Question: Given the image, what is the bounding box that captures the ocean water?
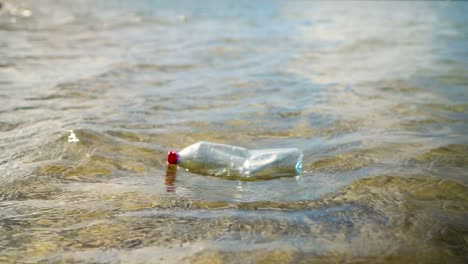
[0,0,467,263]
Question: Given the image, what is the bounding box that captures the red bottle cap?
[167,151,179,164]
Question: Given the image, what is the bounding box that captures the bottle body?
[175,141,303,179]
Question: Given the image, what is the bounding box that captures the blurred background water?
[0,0,467,263]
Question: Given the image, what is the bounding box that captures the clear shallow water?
[0,0,467,263]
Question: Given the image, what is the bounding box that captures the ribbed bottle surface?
[175,141,303,178]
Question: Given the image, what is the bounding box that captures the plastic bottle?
[167,141,303,178]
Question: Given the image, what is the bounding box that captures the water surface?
[1,0,467,263]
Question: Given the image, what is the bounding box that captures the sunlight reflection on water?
[0,0,467,263]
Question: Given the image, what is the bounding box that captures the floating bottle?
[167,141,303,179]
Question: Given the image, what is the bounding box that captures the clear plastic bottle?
[167,141,303,178]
